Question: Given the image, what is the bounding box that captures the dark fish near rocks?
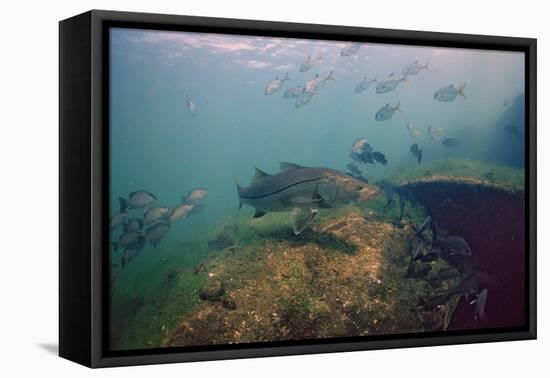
[371,151,388,165]
[411,215,431,241]
[112,230,142,252]
[398,194,406,221]
[438,235,472,256]
[110,211,127,230]
[471,288,488,320]
[119,190,157,212]
[121,236,146,267]
[236,162,379,235]
[415,294,449,312]
[124,217,143,232]
[448,274,479,299]
[410,236,424,260]
[350,138,375,165]
[376,179,396,206]
[432,267,460,281]
[346,163,369,184]
[421,248,441,262]
[145,222,170,247]
[346,162,362,176]
[410,143,422,164]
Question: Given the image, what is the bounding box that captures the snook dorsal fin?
[279,162,306,172]
[252,167,271,182]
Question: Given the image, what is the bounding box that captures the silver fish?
[236,162,379,235]
[119,190,157,212]
[265,72,290,95]
[167,203,194,223]
[434,83,466,102]
[294,91,317,108]
[375,102,401,121]
[376,73,408,94]
[299,54,322,73]
[283,86,305,99]
[186,95,197,115]
[304,70,335,92]
[340,42,362,56]
[184,188,208,204]
[355,76,377,93]
[110,211,127,230]
[143,206,170,225]
[401,60,428,75]
[406,122,420,138]
[427,125,444,140]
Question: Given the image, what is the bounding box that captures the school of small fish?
[110,188,208,268]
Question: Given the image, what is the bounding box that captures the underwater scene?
[108,27,526,351]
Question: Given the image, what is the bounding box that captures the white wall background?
[0,0,546,376]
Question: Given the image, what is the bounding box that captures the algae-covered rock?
[163,209,458,347]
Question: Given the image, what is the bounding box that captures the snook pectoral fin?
[253,209,266,218]
[292,208,319,235]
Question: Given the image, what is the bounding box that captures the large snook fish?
[236,162,379,235]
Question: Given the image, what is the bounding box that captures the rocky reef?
[111,159,526,350]
[162,207,460,347]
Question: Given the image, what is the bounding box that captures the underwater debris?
[483,172,496,181]
[194,263,207,275]
[208,231,235,250]
[160,209,460,348]
[199,281,226,301]
[222,298,237,310]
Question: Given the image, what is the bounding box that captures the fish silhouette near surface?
[375,102,401,121]
[434,83,466,102]
[265,72,290,95]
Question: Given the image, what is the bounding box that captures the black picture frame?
[59,9,537,368]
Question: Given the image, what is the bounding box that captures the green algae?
[386,159,525,191]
